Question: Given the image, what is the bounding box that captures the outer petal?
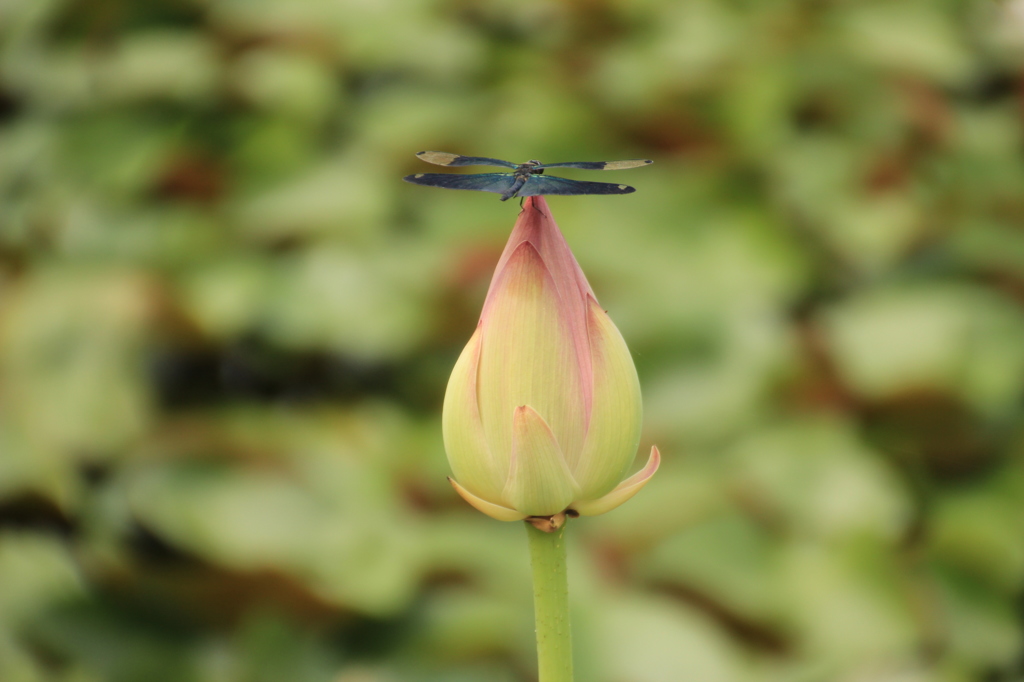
[488,198,595,310]
[486,197,597,419]
[442,325,505,502]
[503,405,578,517]
[572,446,660,517]
[449,478,526,522]
[477,242,586,475]
[571,296,643,498]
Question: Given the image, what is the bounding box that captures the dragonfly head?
[516,160,544,177]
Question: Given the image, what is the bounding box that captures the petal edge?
[571,295,643,496]
[449,477,527,521]
[572,446,660,516]
[442,325,503,501]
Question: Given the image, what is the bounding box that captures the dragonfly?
[403,151,653,201]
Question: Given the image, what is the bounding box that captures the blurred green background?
[3,0,1024,680]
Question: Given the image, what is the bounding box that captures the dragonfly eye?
[528,160,542,166]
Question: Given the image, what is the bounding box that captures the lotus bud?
[442,196,659,529]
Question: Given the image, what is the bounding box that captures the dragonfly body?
[404,151,652,201]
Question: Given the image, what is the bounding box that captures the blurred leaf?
[838,4,971,82]
[727,419,912,542]
[98,32,222,104]
[932,565,1023,671]
[262,246,439,359]
[822,285,1024,413]
[0,532,83,627]
[231,49,338,124]
[593,593,747,682]
[780,541,919,664]
[0,269,154,462]
[127,409,424,616]
[929,469,1024,592]
[639,510,783,624]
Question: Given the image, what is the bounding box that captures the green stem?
[526,521,573,682]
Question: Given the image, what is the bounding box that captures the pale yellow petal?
[572,446,660,517]
[572,296,643,498]
[476,242,586,475]
[442,326,504,502]
[449,478,526,522]
[502,405,578,517]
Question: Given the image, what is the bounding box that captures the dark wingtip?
[415,151,426,156]
[643,159,653,164]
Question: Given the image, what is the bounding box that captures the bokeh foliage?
[3,0,1024,680]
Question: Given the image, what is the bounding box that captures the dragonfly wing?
[416,151,517,168]
[534,159,652,170]
[518,175,636,196]
[404,172,518,194]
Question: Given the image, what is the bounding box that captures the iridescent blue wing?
[518,175,636,196]
[415,151,517,168]
[403,172,518,194]
[533,159,652,170]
